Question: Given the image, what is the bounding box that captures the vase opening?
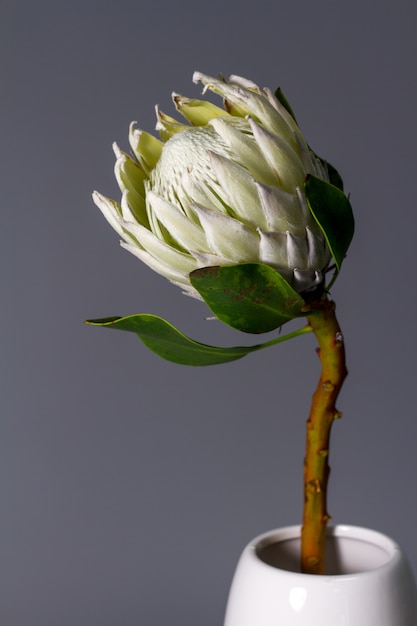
[256,526,395,575]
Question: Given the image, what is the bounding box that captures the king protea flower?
[93,71,333,298]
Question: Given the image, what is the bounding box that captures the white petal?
[192,204,260,260]
[263,87,300,134]
[208,151,267,228]
[92,191,131,242]
[295,187,320,230]
[292,137,329,183]
[113,144,147,197]
[293,269,321,292]
[172,92,229,125]
[286,232,308,268]
[310,153,329,181]
[128,123,163,173]
[120,190,137,223]
[121,189,149,227]
[147,191,207,252]
[209,118,277,186]
[255,182,302,233]
[180,167,229,215]
[306,226,331,268]
[120,241,192,287]
[249,118,305,192]
[295,187,313,221]
[191,251,237,266]
[193,71,297,148]
[120,218,198,275]
[293,135,318,176]
[155,105,189,141]
[228,74,261,92]
[258,229,290,269]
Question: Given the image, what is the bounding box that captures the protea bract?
[93,72,343,300]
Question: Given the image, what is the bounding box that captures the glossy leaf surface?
[85,314,312,366]
[86,314,253,365]
[190,263,306,334]
[305,175,354,271]
[325,161,344,191]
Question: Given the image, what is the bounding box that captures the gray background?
[2,0,416,624]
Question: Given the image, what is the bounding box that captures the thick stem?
[301,297,347,574]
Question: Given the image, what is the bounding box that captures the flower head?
[93,72,334,298]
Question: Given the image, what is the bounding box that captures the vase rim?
[250,524,404,579]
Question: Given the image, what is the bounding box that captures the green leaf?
[325,161,344,191]
[190,263,306,334]
[86,314,252,365]
[305,175,354,272]
[85,314,312,366]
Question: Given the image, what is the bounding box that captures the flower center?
[149,125,233,207]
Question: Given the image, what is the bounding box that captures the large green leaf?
[85,314,312,366]
[190,263,306,334]
[305,175,354,272]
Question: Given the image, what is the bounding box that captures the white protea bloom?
[93,71,333,298]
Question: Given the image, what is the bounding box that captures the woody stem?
[301,297,347,574]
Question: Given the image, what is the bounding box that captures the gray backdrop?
[2,1,416,624]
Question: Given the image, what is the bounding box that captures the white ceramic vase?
[224,524,417,626]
